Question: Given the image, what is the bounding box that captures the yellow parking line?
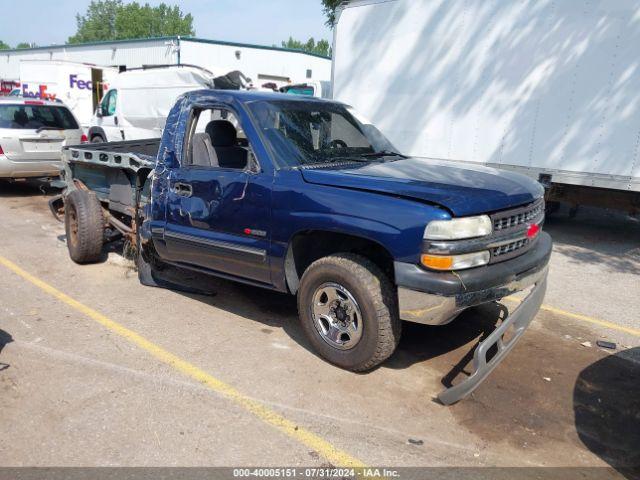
[504,296,640,337]
[0,255,366,468]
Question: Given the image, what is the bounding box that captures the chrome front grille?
[488,198,544,263]
[422,197,545,267]
[492,238,530,257]
[493,199,544,232]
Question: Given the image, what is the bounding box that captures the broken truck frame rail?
[49,139,159,243]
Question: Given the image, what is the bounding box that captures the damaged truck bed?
[50,138,158,245]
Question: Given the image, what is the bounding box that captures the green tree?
[114,3,194,39]
[68,0,194,44]
[68,0,121,43]
[16,42,34,49]
[321,0,347,27]
[281,37,331,57]
[0,41,10,50]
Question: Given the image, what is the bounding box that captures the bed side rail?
[62,145,156,173]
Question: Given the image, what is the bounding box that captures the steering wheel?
[329,139,348,149]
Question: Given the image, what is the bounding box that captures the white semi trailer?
[333,0,640,214]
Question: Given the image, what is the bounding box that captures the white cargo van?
[18,60,116,127]
[333,0,640,214]
[88,65,215,142]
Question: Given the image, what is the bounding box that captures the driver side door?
[162,106,273,285]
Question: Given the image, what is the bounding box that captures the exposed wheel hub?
[335,305,347,322]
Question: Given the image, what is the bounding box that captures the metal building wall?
[0,37,331,85]
[179,39,331,85]
[0,38,177,80]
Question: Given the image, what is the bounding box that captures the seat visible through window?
[192,131,218,167]
[207,120,247,169]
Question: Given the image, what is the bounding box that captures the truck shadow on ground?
[384,303,503,377]
[167,263,505,381]
[0,329,14,372]
[573,347,640,479]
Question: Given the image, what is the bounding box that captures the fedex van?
[18,60,116,127]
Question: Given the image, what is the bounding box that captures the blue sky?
[0,0,333,48]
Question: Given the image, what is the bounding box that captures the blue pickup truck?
[52,90,551,404]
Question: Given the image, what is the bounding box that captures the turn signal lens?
[421,251,490,271]
[421,255,454,270]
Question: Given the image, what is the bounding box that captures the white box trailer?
[18,60,116,127]
[333,0,640,213]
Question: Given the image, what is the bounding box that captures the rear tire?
[297,253,401,372]
[91,135,105,143]
[64,189,104,264]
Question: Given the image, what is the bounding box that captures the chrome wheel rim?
[311,282,363,350]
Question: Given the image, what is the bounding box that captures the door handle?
[172,182,193,197]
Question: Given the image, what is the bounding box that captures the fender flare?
[283,224,399,294]
[87,126,107,142]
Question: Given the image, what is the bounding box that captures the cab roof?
[185,89,337,105]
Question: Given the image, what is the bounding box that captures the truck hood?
[300,157,544,217]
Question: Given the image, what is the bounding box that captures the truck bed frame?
[49,139,159,242]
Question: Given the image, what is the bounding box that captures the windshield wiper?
[36,126,64,133]
[359,150,407,158]
[297,156,370,168]
[328,156,370,163]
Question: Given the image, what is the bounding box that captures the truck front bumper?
[394,232,552,404]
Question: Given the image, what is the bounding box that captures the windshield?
[247,100,399,167]
[0,104,79,130]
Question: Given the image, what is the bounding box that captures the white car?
[0,98,86,179]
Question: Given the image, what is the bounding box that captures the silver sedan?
[0,98,85,179]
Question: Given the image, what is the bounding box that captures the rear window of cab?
[0,104,79,130]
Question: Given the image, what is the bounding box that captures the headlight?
[424,215,492,240]
[421,251,490,270]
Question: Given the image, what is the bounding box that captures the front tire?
[297,253,401,372]
[64,189,104,264]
